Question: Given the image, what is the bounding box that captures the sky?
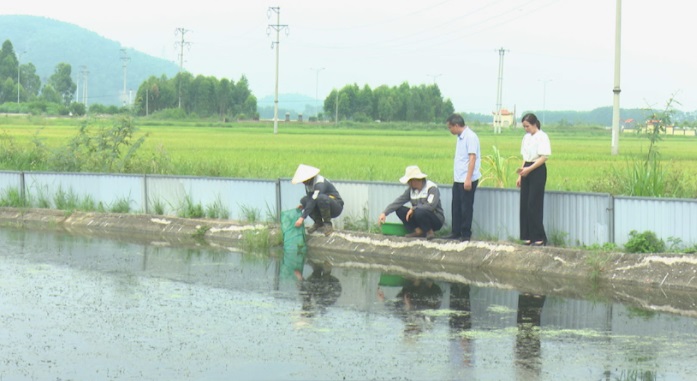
[3,0,697,115]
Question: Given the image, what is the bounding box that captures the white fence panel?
[146,176,277,221]
[24,172,144,211]
[0,171,23,195]
[473,187,519,241]
[614,196,697,247]
[546,191,612,246]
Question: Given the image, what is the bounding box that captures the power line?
[267,7,289,134]
[174,28,192,108]
[494,47,509,134]
[81,65,89,107]
[310,67,325,117]
[427,73,442,84]
[120,49,130,106]
[174,28,191,71]
[539,79,553,126]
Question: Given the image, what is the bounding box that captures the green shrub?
[205,197,230,219]
[0,187,27,207]
[239,204,260,223]
[481,145,517,188]
[547,230,569,247]
[109,197,131,213]
[178,195,204,218]
[624,230,665,253]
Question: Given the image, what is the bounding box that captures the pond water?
[2,227,697,381]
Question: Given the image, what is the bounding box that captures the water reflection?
[296,261,342,318]
[449,283,474,367]
[3,226,697,380]
[515,293,546,380]
[378,276,443,336]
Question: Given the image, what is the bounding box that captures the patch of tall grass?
[178,195,205,218]
[206,196,230,219]
[239,204,261,223]
[0,187,27,207]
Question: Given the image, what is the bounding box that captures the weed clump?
[624,230,665,253]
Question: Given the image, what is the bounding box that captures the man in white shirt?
[446,113,481,241]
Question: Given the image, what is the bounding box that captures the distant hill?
[0,15,180,106]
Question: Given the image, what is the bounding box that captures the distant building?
[492,108,515,128]
[642,119,695,136]
[623,118,637,129]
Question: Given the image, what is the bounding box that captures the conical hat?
[291,164,320,184]
[399,165,427,184]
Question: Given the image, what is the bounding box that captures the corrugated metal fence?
[0,171,695,248]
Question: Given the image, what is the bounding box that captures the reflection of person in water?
[378,277,443,336]
[449,283,474,368]
[295,261,342,318]
[515,293,546,379]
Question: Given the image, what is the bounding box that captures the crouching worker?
[292,164,344,236]
[378,165,444,240]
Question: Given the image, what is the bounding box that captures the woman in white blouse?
[516,113,551,246]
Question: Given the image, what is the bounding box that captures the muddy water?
[2,227,697,380]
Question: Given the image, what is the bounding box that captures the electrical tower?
[310,67,325,117]
[494,47,508,134]
[120,49,130,107]
[268,7,289,134]
[174,28,191,109]
[427,73,442,84]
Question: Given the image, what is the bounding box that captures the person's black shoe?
[307,223,324,234]
[460,236,471,242]
[443,233,461,240]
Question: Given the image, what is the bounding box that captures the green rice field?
[1,116,696,196]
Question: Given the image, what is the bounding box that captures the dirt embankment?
[3,207,697,316]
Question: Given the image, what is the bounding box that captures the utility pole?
[335,90,339,126]
[539,79,552,126]
[268,7,288,134]
[81,65,89,106]
[494,47,508,134]
[611,0,622,155]
[17,50,26,104]
[310,67,325,118]
[174,28,191,109]
[120,49,130,107]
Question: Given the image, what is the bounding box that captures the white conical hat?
[399,165,427,184]
[291,164,320,184]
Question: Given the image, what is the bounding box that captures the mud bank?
[2,208,697,316]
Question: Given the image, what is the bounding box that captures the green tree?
[442,99,455,119]
[217,78,231,119]
[40,84,62,104]
[242,94,257,119]
[19,63,41,101]
[69,102,86,116]
[190,75,216,117]
[174,72,193,111]
[373,85,396,122]
[47,62,76,105]
[0,77,15,103]
[0,40,18,83]
[232,75,253,116]
[355,84,374,120]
